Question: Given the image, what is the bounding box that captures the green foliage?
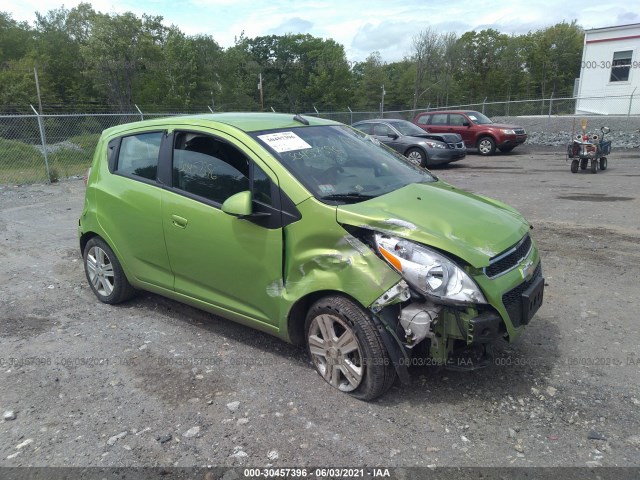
[0,137,43,168]
[0,5,584,113]
[67,133,100,150]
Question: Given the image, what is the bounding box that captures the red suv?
[413,110,527,156]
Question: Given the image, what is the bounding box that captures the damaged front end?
[362,228,544,380]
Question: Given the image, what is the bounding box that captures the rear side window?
[354,123,373,134]
[416,115,429,125]
[430,114,448,125]
[116,132,163,180]
[172,133,250,204]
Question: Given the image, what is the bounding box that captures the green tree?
[81,11,167,110]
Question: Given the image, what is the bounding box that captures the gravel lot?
[1,145,639,472]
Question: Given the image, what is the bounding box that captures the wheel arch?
[476,133,497,147]
[286,289,367,345]
[405,145,428,157]
[80,231,99,254]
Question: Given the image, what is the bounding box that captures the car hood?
[336,181,529,268]
[404,135,446,146]
[487,123,525,131]
[415,133,462,143]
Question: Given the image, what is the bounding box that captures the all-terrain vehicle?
[567,126,611,174]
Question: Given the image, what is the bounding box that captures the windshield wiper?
[321,192,377,201]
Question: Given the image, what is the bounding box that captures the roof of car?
[101,112,339,136]
[417,110,480,115]
[353,118,410,124]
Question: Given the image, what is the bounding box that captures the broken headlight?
[375,234,487,305]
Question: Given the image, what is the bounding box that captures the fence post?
[348,107,353,125]
[313,106,320,117]
[482,97,488,114]
[30,104,51,183]
[629,87,637,117]
[506,95,510,116]
[134,104,144,121]
[547,92,554,131]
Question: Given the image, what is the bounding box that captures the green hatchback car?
[79,113,544,400]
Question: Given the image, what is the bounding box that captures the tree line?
[0,4,584,114]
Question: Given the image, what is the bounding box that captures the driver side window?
[373,123,393,136]
[449,114,466,126]
[172,132,249,205]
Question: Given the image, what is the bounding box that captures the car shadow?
[124,290,559,406]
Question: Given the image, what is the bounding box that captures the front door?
[447,113,474,145]
[161,130,283,326]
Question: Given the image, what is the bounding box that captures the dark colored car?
[413,110,527,156]
[352,119,466,167]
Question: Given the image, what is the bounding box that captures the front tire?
[477,136,496,156]
[83,237,135,304]
[405,148,427,167]
[591,159,598,174]
[305,296,396,400]
[571,159,579,173]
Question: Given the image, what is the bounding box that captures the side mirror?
[601,126,610,134]
[462,121,471,127]
[222,191,252,217]
[387,133,399,139]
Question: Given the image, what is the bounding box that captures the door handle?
[171,215,188,229]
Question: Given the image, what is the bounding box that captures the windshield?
[252,125,436,204]
[465,111,493,125]
[387,120,428,136]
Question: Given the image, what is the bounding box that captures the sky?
[4,0,640,62]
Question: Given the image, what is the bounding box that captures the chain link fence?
[307,92,640,123]
[0,109,189,185]
[2,94,639,185]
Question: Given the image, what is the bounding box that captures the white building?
[575,23,640,115]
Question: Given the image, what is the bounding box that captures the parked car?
[413,110,527,155]
[352,119,466,167]
[79,113,543,400]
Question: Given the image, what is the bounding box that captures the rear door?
[424,113,449,135]
[96,129,174,290]
[160,129,284,326]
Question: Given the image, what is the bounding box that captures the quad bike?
[567,126,611,174]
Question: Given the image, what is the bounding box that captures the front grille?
[485,234,532,278]
[514,128,526,135]
[447,142,465,149]
[502,263,542,328]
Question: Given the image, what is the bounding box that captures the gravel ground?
[0,145,639,472]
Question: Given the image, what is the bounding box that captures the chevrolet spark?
[79,113,544,400]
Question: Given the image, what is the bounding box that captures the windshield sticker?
[318,184,336,195]
[468,115,478,121]
[258,132,312,153]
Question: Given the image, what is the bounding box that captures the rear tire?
[305,296,396,400]
[83,237,135,304]
[600,157,607,170]
[580,159,588,170]
[591,159,598,174]
[477,136,496,156]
